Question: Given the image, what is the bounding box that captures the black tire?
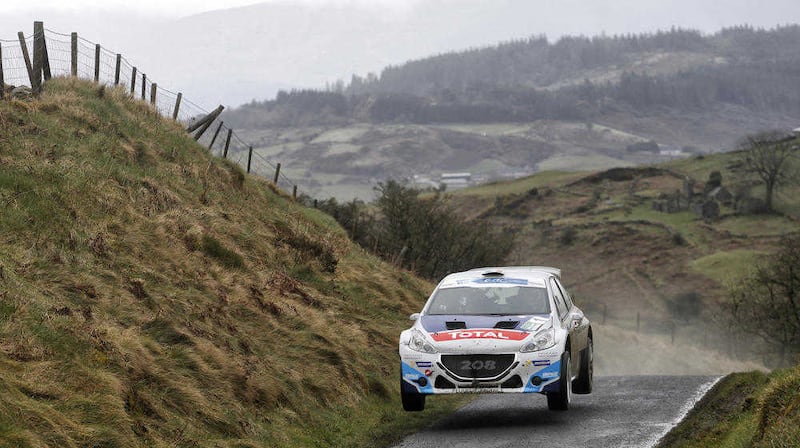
[547,350,571,411]
[573,338,593,395]
[401,379,426,412]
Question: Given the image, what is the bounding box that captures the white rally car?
[399,266,593,411]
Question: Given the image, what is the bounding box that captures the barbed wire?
[0,25,302,200]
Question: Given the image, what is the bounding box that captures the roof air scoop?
[482,271,505,277]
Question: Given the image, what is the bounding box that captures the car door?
[549,277,577,371]
[553,278,589,359]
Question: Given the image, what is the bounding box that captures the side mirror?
[409,313,420,321]
[570,312,583,329]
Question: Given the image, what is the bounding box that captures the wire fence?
[0,22,300,198]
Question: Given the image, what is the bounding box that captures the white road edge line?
[646,376,723,448]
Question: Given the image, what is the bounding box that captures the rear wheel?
[400,379,426,412]
[547,350,571,411]
[573,338,593,394]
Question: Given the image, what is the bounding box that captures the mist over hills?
[4,0,800,107]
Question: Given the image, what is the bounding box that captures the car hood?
[419,314,550,333]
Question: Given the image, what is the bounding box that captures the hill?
[445,148,799,368]
[0,79,467,447]
[223,26,800,200]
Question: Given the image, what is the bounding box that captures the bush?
[559,227,578,246]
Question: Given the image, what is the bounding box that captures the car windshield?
[426,286,550,315]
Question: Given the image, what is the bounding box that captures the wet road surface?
[392,376,718,448]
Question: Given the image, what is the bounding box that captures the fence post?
[70,32,77,77]
[172,92,182,120]
[0,44,4,99]
[247,146,253,173]
[130,67,136,95]
[150,83,157,105]
[31,24,44,95]
[313,199,318,208]
[36,22,51,81]
[293,185,298,200]
[208,121,224,150]
[670,322,676,345]
[273,163,281,184]
[223,129,232,159]
[186,105,224,135]
[141,73,146,100]
[114,54,121,85]
[94,44,100,82]
[18,32,34,87]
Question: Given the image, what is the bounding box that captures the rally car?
[399,266,593,411]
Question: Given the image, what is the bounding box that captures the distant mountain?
[226,25,800,127]
[5,0,800,107]
[220,25,800,201]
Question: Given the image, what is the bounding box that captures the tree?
[736,131,798,213]
[728,234,800,364]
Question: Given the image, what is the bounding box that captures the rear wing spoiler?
[469,266,561,280]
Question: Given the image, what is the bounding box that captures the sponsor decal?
[541,371,558,379]
[533,360,551,366]
[472,277,528,285]
[403,373,418,380]
[424,369,432,376]
[430,328,528,342]
[416,361,432,368]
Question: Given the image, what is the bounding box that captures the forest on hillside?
[225,25,800,128]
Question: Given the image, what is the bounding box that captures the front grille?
[440,354,515,380]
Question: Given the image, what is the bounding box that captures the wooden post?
[31,23,44,94]
[70,32,77,77]
[172,92,182,120]
[246,146,253,173]
[273,163,281,184]
[130,67,136,94]
[114,54,121,85]
[94,44,100,82]
[636,312,640,333]
[36,22,51,81]
[31,22,44,95]
[0,44,4,99]
[351,201,358,237]
[150,83,157,105]
[223,129,232,159]
[18,32,34,87]
[186,105,224,134]
[208,121,224,150]
[313,199,318,209]
[293,185,298,200]
[140,73,146,100]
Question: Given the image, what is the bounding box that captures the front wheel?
[547,350,571,411]
[401,379,426,412]
[573,338,593,394]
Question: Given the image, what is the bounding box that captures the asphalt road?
[391,376,719,448]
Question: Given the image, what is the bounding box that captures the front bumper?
[400,347,562,395]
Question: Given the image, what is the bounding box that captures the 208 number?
[460,360,496,371]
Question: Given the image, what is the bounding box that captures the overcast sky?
[4,0,800,107]
[4,0,415,16]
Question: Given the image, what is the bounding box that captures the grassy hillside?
[448,151,799,370]
[657,366,800,447]
[0,79,466,447]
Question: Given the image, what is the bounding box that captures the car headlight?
[408,329,438,354]
[520,327,556,352]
